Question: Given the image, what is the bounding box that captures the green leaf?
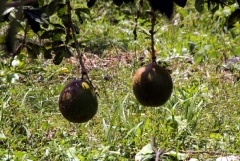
[75,8,91,15]
[0,36,6,44]
[233,46,240,56]
[211,4,219,14]
[57,4,67,17]
[204,45,211,51]
[5,22,17,53]
[54,46,72,58]
[0,131,7,140]
[46,0,61,16]
[227,9,240,29]
[43,49,52,59]
[135,143,155,161]
[72,23,80,34]
[194,49,205,64]
[188,41,196,53]
[41,29,65,39]
[53,50,64,65]
[0,0,7,18]
[26,42,40,59]
[1,7,14,22]
[59,14,68,27]
[23,8,45,24]
[164,151,188,160]
[195,0,204,13]
[209,50,222,59]
[23,8,49,33]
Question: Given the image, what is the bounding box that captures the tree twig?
[133,0,143,40]
[66,0,87,76]
[151,137,165,161]
[150,10,156,63]
[66,0,99,97]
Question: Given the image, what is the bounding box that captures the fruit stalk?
[66,0,87,76]
[133,0,143,40]
[151,9,156,63]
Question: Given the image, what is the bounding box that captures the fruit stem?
[151,10,156,63]
[66,0,87,76]
[133,0,143,40]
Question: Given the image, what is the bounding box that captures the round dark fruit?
[59,79,98,123]
[132,63,173,107]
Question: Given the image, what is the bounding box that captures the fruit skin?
[132,63,173,107]
[59,79,98,123]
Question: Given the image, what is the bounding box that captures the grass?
[0,0,240,160]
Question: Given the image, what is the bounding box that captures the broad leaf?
[53,46,73,58]
[75,8,91,15]
[1,7,15,22]
[233,46,240,56]
[0,0,7,19]
[26,42,40,59]
[23,8,48,24]
[194,49,205,64]
[135,143,155,161]
[46,0,61,16]
[188,42,196,53]
[237,0,240,6]
[43,49,52,59]
[53,51,64,65]
[59,14,68,27]
[72,24,80,34]
[57,4,67,17]
[75,8,91,24]
[227,9,240,29]
[41,29,65,39]
[195,0,204,13]
[24,8,48,33]
[5,22,17,53]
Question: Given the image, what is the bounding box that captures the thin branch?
[133,0,143,40]
[150,10,156,63]
[66,0,87,76]
[151,137,165,161]
[5,0,37,8]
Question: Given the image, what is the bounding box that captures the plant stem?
[151,137,164,161]
[151,10,156,63]
[133,0,143,40]
[66,0,87,77]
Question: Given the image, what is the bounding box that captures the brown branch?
[151,137,165,161]
[66,0,87,76]
[5,0,37,8]
[65,1,71,45]
[150,10,156,63]
[133,0,143,40]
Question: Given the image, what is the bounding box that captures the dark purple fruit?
[132,63,173,107]
[59,79,98,123]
